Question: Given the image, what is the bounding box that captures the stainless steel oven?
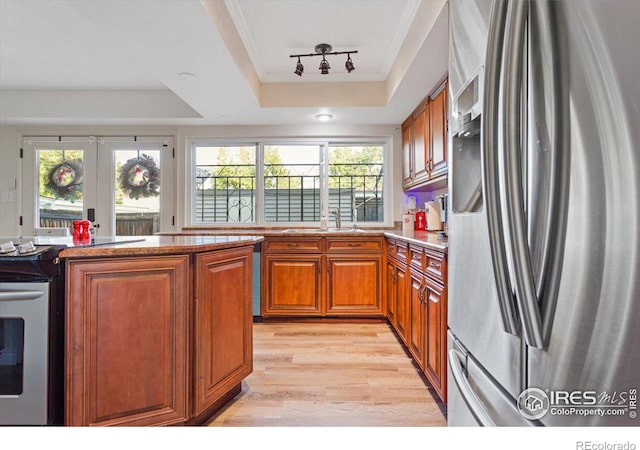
[0,282,50,424]
[0,240,65,425]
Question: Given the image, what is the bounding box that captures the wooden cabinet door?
[394,261,410,345]
[386,260,397,325]
[430,83,448,178]
[425,278,447,403]
[412,102,430,184]
[194,247,253,417]
[66,256,190,426]
[326,254,383,316]
[402,118,413,187]
[408,270,426,370]
[263,254,322,316]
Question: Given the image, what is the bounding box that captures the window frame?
[187,137,392,228]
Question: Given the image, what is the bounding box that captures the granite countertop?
[170,227,448,253]
[58,235,264,258]
[383,230,448,253]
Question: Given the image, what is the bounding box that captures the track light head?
[345,54,355,73]
[319,56,330,75]
[294,57,304,76]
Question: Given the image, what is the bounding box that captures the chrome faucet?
[329,209,341,229]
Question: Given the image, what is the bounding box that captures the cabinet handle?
[347,243,361,247]
[429,261,441,269]
[420,285,429,304]
[287,243,300,247]
[418,284,424,302]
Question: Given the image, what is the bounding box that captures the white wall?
[0,123,407,236]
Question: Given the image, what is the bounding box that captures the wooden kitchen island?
[60,235,263,426]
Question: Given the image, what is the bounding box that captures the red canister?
[414,210,426,231]
[81,220,91,243]
[72,220,83,237]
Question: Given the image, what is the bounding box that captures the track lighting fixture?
[290,43,357,76]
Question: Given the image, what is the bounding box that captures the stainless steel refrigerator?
[447,0,640,426]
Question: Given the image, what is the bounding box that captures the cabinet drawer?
[408,245,425,271]
[425,250,446,282]
[264,238,322,253]
[394,240,408,263]
[326,237,382,253]
[386,238,397,257]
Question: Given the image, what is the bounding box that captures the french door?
[21,136,174,237]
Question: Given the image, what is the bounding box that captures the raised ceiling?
[227,0,421,83]
[0,0,449,126]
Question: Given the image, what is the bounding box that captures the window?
[194,145,257,223]
[36,148,85,228]
[190,140,388,226]
[264,145,321,223]
[328,144,384,223]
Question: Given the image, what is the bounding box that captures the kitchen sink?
[281,228,365,233]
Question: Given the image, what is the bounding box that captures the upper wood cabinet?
[412,101,430,184]
[430,83,448,179]
[194,247,253,417]
[402,78,448,190]
[402,119,413,186]
[66,256,190,427]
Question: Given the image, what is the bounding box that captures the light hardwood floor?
[207,322,447,426]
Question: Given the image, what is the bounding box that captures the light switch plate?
[1,191,15,203]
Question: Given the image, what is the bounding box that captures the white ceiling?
[0,0,449,126]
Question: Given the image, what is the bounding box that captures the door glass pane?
[38,149,84,231]
[264,145,321,223]
[328,145,384,223]
[194,146,256,223]
[115,150,161,235]
[0,318,25,395]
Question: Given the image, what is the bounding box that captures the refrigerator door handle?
[482,0,520,336]
[528,0,571,348]
[501,0,547,348]
[448,348,497,427]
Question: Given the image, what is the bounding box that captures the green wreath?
[45,159,83,203]
[118,154,160,199]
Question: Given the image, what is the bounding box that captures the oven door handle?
[0,290,44,301]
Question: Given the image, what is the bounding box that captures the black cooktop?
[0,237,146,281]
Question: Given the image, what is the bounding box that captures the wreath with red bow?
[45,159,83,203]
[118,154,160,199]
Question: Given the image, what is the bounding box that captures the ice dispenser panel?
[451,69,483,214]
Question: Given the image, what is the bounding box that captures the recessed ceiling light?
[315,113,333,122]
[178,72,196,79]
